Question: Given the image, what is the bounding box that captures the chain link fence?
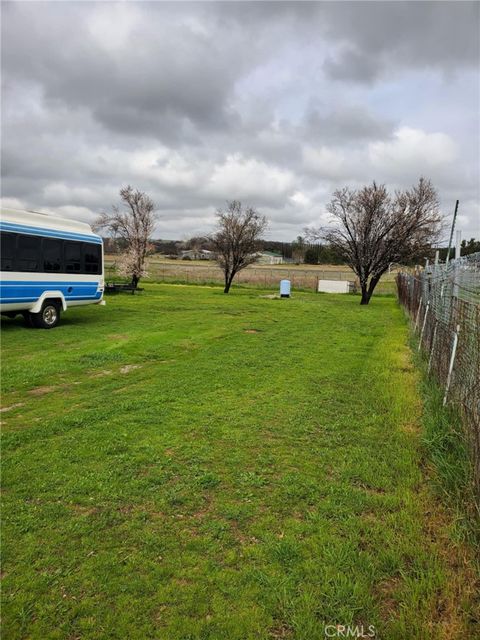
[396,253,480,498]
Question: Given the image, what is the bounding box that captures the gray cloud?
[1,1,479,240]
[303,106,395,145]
[321,1,480,83]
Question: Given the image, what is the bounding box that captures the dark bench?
[105,282,144,295]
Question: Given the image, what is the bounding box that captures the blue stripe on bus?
[0,222,102,244]
[1,288,99,296]
[1,295,102,303]
[1,281,99,286]
[1,282,101,301]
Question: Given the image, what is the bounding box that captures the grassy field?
[1,285,478,639]
[104,256,399,294]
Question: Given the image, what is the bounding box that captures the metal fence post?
[443,324,460,406]
[418,301,430,351]
[414,297,423,330]
[428,322,438,374]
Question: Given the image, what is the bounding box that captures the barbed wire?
[397,252,480,500]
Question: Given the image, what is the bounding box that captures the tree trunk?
[360,275,380,305]
[224,271,235,294]
[360,285,370,305]
[224,271,231,293]
[360,279,369,305]
[131,274,139,294]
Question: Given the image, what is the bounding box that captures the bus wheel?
[31,302,61,329]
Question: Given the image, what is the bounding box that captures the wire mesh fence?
[396,253,480,498]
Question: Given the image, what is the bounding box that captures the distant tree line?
[102,235,480,263]
[104,234,345,264]
[437,238,480,261]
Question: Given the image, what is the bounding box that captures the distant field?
[104,256,399,293]
[1,284,477,639]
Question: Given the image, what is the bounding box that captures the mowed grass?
[1,285,478,639]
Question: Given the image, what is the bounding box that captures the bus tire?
[31,301,61,329]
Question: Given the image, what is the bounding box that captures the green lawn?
[1,285,477,639]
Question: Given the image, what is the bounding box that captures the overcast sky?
[2,1,479,241]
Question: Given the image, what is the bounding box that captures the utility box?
[280,280,291,297]
[317,279,355,294]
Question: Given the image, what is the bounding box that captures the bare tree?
[291,235,306,264]
[305,178,443,304]
[95,186,156,288]
[211,200,268,293]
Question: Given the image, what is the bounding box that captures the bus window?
[83,243,101,274]
[1,232,16,271]
[43,238,62,272]
[18,234,40,272]
[65,241,81,272]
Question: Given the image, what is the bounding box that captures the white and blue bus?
[0,208,105,328]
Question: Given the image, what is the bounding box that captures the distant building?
[180,249,215,260]
[254,251,283,265]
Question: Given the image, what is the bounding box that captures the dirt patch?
[27,386,57,396]
[120,364,142,374]
[108,334,129,340]
[244,328,262,334]
[118,505,134,515]
[352,480,386,494]
[174,577,192,587]
[236,533,260,546]
[69,504,100,516]
[268,622,294,638]
[0,403,24,413]
[376,577,401,618]
[360,510,379,524]
[92,370,113,378]
[191,508,211,521]
[27,382,81,395]
[112,386,132,394]
[401,420,419,435]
